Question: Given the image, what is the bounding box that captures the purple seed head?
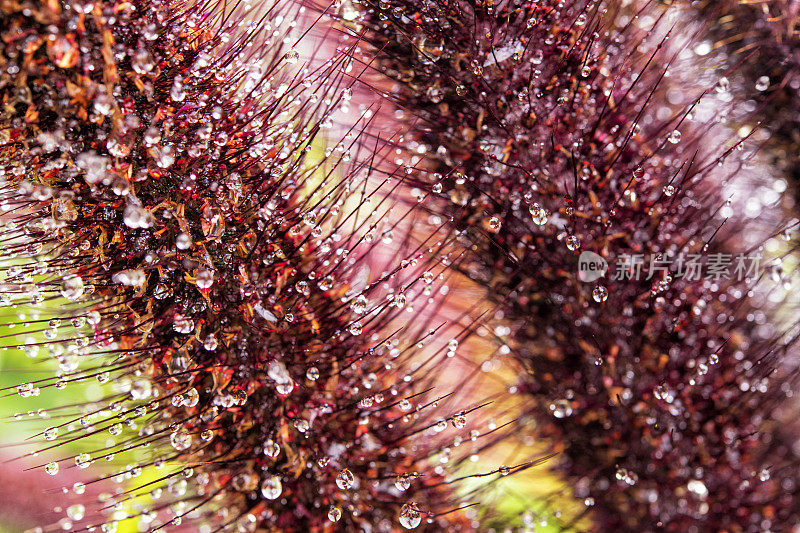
[0,1,525,531]
[350,0,800,529]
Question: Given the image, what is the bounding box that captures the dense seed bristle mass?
[345,0,800,529]
[0,0,525,531]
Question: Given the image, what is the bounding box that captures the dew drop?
[350,295,367,314]
[170,429,192,451]
[60,275,84,301]
[399,502,422,529]
[395,473,412,491]
[285,50,300,64]
[549,399,573,418]
[592,285,608,303]
[203,334,218,351]
[529,203,549,225]
[132,48,155,73]
[176,233,192,250]
[173,314,194,334]
[75,453,93,469]
[130,379,152,400]
[565,235,581,251]
[196,269,214,289]
[328,506,342,522]
[336,468,355,490]
[260,475,282,500]
[263,439,280,458]
[66,504,85,521]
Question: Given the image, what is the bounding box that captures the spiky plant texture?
[343,0,800,529]
[0,0,535,531]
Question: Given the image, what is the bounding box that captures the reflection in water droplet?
[399,501,422,529]
[260,475,282,500]
[336,468,355,490]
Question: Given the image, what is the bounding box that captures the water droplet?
[67,504,85,521]
[336,468,355,490]
[173,314,194,334]
[123,204,154,228]
[132,48,155,73]
[668,130,682,144]
[399,502,422,529]
[130,379,152,400]
[549,399,573,418]
[529,203,549,225]
[565,235,581,251]
[395,473,413,491]
[203,334,218,351]
[263,439,280,458]
[44,426,58,440]
[614,466,638,485]
[152,145,175,168]
[60,275,84,301]
[75,453,93,469]
[260,475,282,500]
[196,269,214,289]
[663,184,676,197]
[285,50,300,64]
[755,76,770,92]
[687,479,708,497]
[45,462,59,475]
[176,233,192,250]
[170,429,192,451]
[170,80,186,102]
[350,295,368,314]
[592,285,608,303]
[328,506,342,522]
